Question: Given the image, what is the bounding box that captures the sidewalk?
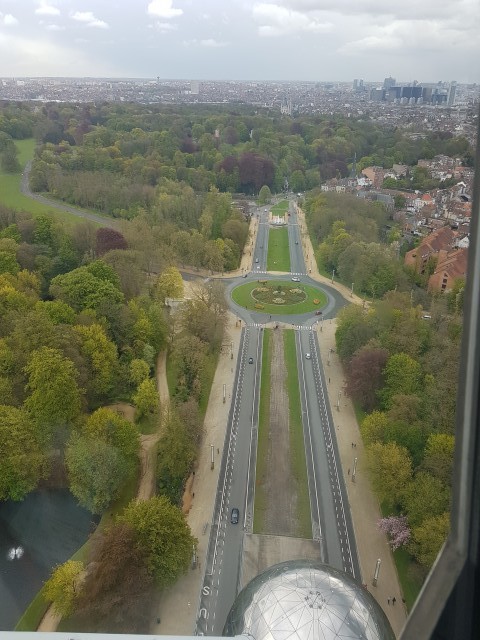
[151,311,243,635]
[316,319,407,636]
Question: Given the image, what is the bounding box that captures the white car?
[305,353,311,359]
[291,277,300,282]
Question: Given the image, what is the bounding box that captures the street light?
[372,558,381,587]
[352,456,358,482]
[331,268,335,284]
[351,282,354,297]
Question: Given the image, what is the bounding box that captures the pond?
[0,489,98,630]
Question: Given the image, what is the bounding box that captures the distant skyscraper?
[353,79,358,91]
[190,80,200,95]
[383,76,396,89]
[448,81,457,106]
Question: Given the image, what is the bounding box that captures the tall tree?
[366,441,413,509]
[76,523,153,632]
[118,496,196,586]
[74,324,119,402]
[44,560,85,617]
[153,266,184,303]
[66,435,129,514]
[345,345,388,411]
[24,346,82,444]
[0,405,46,500]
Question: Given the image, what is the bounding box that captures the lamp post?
[372,558,381,587]
[351,282,354,297]
[331,268,335,284]
[352,456,358,482]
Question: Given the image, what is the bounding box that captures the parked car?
[305,353,311,359]
[248,357,254,364]
[231,507,240,524]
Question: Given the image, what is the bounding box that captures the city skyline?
[0,0,478,83]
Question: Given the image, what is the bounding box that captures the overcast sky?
[0,0,478,83]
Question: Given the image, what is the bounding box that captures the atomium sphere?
[223,560,395,640]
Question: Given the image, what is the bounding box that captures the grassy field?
[270,200,289,218]
[253,329,271,533]
[0,139,106,226]
[231,279,327,315]
[283,330,312,538]
[267,227,291,271]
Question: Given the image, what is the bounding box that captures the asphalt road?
[196,196,359,635]
[196,325,263,635]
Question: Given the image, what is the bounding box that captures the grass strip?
[283,330,312,538]
[253,329,271,533]
[267,227,291,272]
[271,200,289,217]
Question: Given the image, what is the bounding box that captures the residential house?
[404,225,457,274]
[428,247,468,292]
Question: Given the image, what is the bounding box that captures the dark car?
[248,356,254,364]
[231,507,240,524]
[315,310,323,316]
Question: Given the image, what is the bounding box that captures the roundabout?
[231,279,328,315]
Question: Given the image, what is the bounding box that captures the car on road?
[248,357,254,364]
[305,353,311,359]
[295,240,298,244]
[315,310,322,316]
[231,507,239,524]
[255,258,259,263]
[243,273,248,278]
[291,276,300,282]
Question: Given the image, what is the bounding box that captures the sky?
[0,0,478,83]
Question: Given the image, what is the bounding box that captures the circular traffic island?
[231,279,327,315]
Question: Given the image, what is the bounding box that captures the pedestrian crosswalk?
[248,271,306,276]
[246,323,315,331]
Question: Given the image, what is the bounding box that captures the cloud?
[147,0,183,19]
[200,39,227,48]
[45,24,65,31]
[1,13,18,26]
[152,21,178,31]
[252,3,332,36]
[340,18,477,55]
[35,1,60,16]
[0,32,115,76]
[71,11,109,29]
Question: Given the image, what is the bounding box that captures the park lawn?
[0,139,105,226]
[283,330,312,538]
[231,279,327,315]
[393,547,423,612]
[270,200,289,218]
[253,329,271,533]
[267,227,291,271]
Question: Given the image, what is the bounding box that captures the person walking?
[392,597,396,606]
[387,598,390,605]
